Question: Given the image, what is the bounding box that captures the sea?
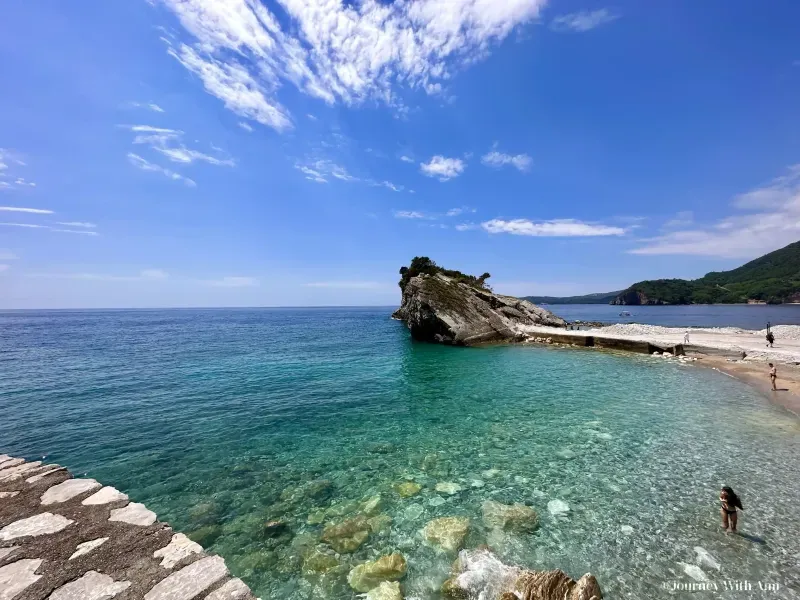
[1,307,799,599]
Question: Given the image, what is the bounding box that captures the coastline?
[691,354,800,418]
[517,323,800,418]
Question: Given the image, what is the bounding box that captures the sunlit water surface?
[1,308,798,599]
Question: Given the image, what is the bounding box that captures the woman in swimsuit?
[769,363,777,391]
[720,486,743,533]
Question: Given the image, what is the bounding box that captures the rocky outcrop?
[442,549,602,600]
[393,273,565,345]
[610,290,665,306]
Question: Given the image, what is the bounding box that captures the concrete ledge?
[0,455,256,600]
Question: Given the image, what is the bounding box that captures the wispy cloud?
[0,148,36,190]
[420,156,465,181]
[157,0,547,129]
[56,221,97,228]
[0,223,99,236]
[295,158,403,191]
[455,222,479,231]
[550,9,619,33]
[399,155,415,163]
[0,206,53,214]
[121,124,235,166]
[238,121,254,132]
[446,207,476,217]
[393,210,428,219]
[662,211,694,229]
[128,102,166,113]
[631,164,800,258]
[481,148,532,172]
[481,218,626,237]
[127,153,197,187]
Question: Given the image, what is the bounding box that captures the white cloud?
[56,221,96,228]
[295,159,355,183]
[446,207,476,217]
[420,156,465,181]
[0,149,35,190]
[0,206,53,214]
[238,121,254,132]
[550,9,619,33]
[156,0,547,129]
[481,150,532,172]
[122,124,235,166]
[127,153,197,187]
[399,155,414,163]
[455,222,479,231]
[209,276,258,287]
[662,211,694,229]
[168,42,293,131]
[0,223,99,236]
[29,270,168,282]
[393,210,428,219]
[374,180,403,192]
[631,164,800,258]
[129,102,166,113]
[482,218,626,237]
[307,114,318,121]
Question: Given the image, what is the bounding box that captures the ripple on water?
[0,308,798,599]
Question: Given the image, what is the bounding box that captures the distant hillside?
[523,291,622,305]
[612,241,800,305]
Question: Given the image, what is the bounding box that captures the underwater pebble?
[435,482,462,495]
[547,499,570,518]
[620,525,634,535]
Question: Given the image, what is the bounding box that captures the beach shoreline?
[517,322,800,418]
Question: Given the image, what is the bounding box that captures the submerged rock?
[281,479,333,504]
[367,514,393,534]
[693,546,721,571]
[393,259,565,346]
[446,549,602,600]
[301,548,340,574]
[264,520,289,537]
[361,495,383,516]
[547,499,570,518]
[423,517,470,552]
[321,516,371,553]
[393,482,422,498]
[348,553,408,592]
[366,581,403,600]
[481,500,539,533]
[435,482,462,495]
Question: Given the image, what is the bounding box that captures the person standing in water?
[720,486,743,533]
[769,363,777,391]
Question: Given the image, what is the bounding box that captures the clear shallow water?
[548,304,800,329]
[0,308,799,599]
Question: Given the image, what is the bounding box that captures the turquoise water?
[1,308,799,599]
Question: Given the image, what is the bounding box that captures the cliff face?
[393,273,565,345]
[610,290,666,305]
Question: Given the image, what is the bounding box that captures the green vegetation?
[399,257,491,291]
[613,241,800,305]
[523,291,622,305]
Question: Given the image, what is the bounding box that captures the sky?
[1,0,799,308]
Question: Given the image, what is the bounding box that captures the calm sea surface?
[1,308,798,599]
[547,304,800,329]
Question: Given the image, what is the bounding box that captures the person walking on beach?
[766,331,775,347]
[769,363,777,391]
[720,486,743,533]
[684,331,690,345]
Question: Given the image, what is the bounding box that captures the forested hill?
[522,291,621,305]
[611,241,800,305]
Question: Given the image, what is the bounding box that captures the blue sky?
[1,0,799,308]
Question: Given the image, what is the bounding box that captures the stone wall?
[0,454,256,600]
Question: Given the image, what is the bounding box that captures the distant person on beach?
[766,331,775,347]
[720,486,743,533]
[769,363,777,391]
[684,331,690,345]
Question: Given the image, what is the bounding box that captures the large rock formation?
[393,259,565,345]
[442,549,602,600]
